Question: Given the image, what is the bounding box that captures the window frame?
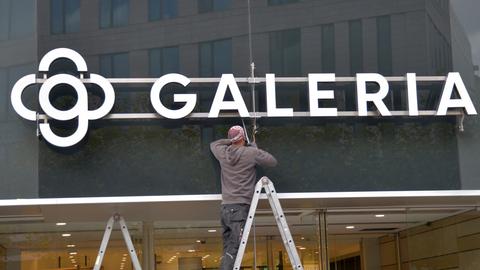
[198,0,232,14]
[99,0,129,29]
[148,46,180,77]
[148,0,178,21]
[50,0,80,35]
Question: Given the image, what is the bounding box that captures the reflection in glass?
[99,52,130,78]
[149,0,178,21]
[268,0,299,6]
[199,39,232,77]
[376,16,392,76]
[99,0,129,29]
[198,0,232,14]
[50,0,80,34]
[0,0,34,40]
[321,24,335,73]
[269,28,301,76]
[149,46,180,77]
[349,20,363,75]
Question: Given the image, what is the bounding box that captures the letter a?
[437,72,477,115]
[208,74,250,118]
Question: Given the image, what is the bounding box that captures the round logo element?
[10,48,115,147]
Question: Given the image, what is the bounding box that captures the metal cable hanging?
[247,0,258,269]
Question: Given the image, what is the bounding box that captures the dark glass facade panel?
[0,1,7,41]
[50,0,80,34]
[149,46,180,77]
[198,0,232,13]
[0,68,5,121]
[199,39,232,77]
[99,53,129,78]
[148,0,178,21]
[321,24,335,73]
[268,0,299,6]
[99,0,129,29]
[0,0,34,40]
[9,0,35,39]
[349,20,363,75]
[376,15,392,75]
[269,28,301,76]
[428,16,452,75]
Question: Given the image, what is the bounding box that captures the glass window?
[0,0,10,41]
[149,46,180,77]
[9,0,34,39]
[149,0,178,21]
[99,0,129,29]
[376,15,392,75]
[349,20,363,74]
[269,28,301,76]
[268,0,299,6]
[198,0,231,14]
[199,39,232,77]
[321,24,335,73]
[99,52,129,78]
[0,0,34,40]
[51,0,80,34]
[0,68,6,120]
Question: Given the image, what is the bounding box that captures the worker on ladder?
[210,125,277,270]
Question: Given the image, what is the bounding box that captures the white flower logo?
[11,48,115,147]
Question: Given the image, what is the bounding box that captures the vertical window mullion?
[281,33,286,75]
[159,0,163,20]
[376,15,392,75]
[110,0,114,28]
[62,0,66,33]
[8,0,12,38]
[159,48,164,75]
[210,43,214,76]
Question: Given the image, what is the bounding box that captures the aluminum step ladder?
[233,177,304,270]
[93,213,142,270]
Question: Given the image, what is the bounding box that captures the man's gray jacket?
[210,139,277,205]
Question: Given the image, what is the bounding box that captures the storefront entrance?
[1,193,480,270]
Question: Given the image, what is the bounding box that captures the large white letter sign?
[10,48,115,147]
[356,73,392,116]
[208,74,250,118]
[406,73,419,116]
[309,73,338,117]
[38,74,89,147]
[266,74,293,117]
[150,73,197,119]
[11,74,37,121]
[437,72,477,115]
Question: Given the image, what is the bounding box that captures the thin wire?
[247,2,257,266]
[247,0,253,65]
[247,0,257,142]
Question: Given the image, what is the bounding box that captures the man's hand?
[230,133,243,144]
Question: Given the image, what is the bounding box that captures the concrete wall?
[380,210,480,270]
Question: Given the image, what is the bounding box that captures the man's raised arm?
[255,148,277,167]
[210,139,231,159]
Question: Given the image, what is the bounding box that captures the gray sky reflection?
[452,0,480,69]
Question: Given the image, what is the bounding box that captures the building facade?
[1,0,480,269]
